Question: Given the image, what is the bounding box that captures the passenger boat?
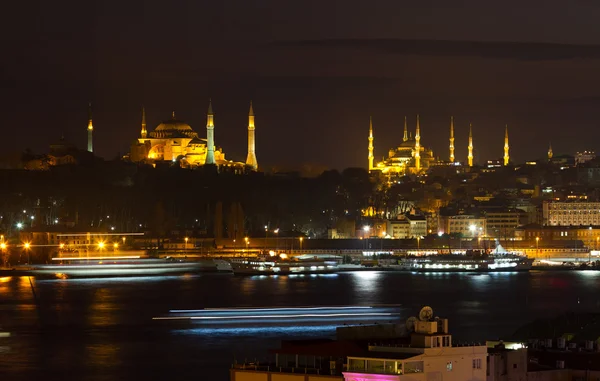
[18,256,230,279]
[230,255,339,275]
[399,240,533,272]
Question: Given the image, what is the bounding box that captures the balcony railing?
[232,363,339,376]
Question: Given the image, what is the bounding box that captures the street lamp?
[264,225,268,253]
[469,224,476,237]
[417,236,421,251]
[535,236,540,257]
[274,228,279,251]
[113,243,119,251]
[23,242,31,264]
[184,237,188,251]
[0,242,6,267]
[98,241,105,250]
[299,236,303,251]
[245,237,249,252]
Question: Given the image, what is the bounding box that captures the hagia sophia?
[128,100,258,171]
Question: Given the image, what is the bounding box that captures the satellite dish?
[406,316,418,332]
[419,306,434,321]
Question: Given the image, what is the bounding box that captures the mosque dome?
[155,118,193,132]
[150,112,198,138]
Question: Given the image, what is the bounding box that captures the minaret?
[414,114,421,172]
[87,103,93,153]
[141,107,147,139]
[503,125,510,166]
[548,142,553,160]
[403,116,408,142]
[368,116,374,171]
[449,116,455,162]
[245,101,258,171]
[205,99,216,165]
[468,123,473,167]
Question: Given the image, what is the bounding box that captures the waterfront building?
[386,219,409,239]
[482,209,526,239]
[542,200,600,227]
[575,150,595,165]
[385,214,426,239]
[369,115,435,176]
[129,100,253,171]
[438,214,486,238]
[515,223,600,250]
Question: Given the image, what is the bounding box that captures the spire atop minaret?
[171,111,176,119]
[414,114,421,172]
[449,116,455,162]
[403,116,408,142]
[368,116,374,171]
[87,102,93,153]
[205,99,216,165]
[141,106,147,139]
[245,101,258,171]
[503,124,510,166]
[468,123,473,167]
[548,142,553,160]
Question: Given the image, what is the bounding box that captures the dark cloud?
[272,39,600,61]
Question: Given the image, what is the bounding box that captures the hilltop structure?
[129,100,256,171]
[369,115,434,176]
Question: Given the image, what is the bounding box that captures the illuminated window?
[446,361,453,371]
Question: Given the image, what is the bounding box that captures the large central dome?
[149,112,199,139]
[155,119,193,132]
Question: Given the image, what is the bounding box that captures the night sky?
[3,1,600,170]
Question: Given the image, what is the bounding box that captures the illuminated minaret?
[141,107,147,139]
[503,125,510,166]
[368,116,374,171]
[87,103,93,153]
[449,116,455,162]
[205,99,216,165]
[245,101,258,171]
[468,123,473,167]
[414,115,421,171]
[548,142,553,160]
[403,116,408,142]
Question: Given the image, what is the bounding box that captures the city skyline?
[3,1,600,169]
[11,102,595,170]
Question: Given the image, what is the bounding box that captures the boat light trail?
[153,312,397,321]
[170,306,375,313]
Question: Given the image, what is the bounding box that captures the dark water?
[1,271,600,380]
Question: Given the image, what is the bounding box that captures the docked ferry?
[399,241,533,272]
[230,255,339,276]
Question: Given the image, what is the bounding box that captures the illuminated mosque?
[368,115,515,175]
[368,115,435,175]
[128,100,258,171]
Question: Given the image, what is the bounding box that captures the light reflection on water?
[1,271,600,381]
